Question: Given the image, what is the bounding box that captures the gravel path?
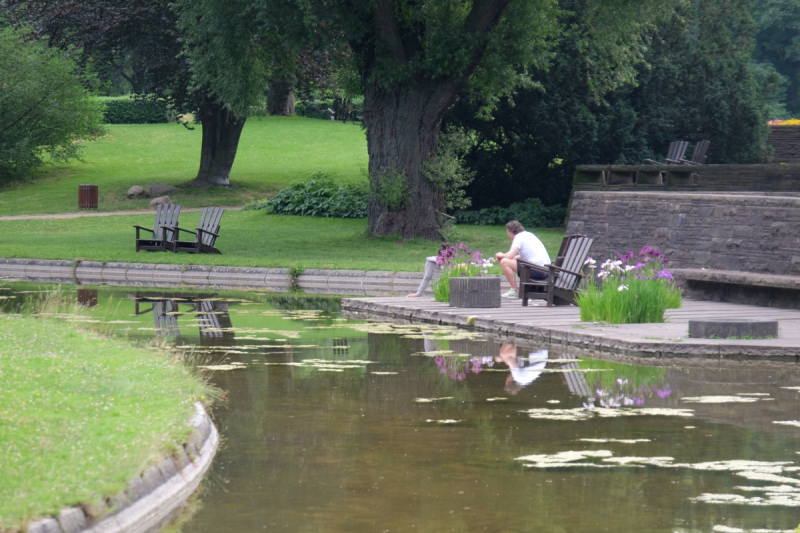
[0,206,243,221]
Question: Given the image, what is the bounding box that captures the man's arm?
[495,246,520,261]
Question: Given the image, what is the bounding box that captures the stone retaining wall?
[22,403,218,533]
[768,126,800,164]
[566,191,800,275]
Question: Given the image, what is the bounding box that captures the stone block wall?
[768,126,800,164]
[566,191,800,275]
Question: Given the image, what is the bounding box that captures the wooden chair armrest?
[642,159,660,165]
[518,259,550,274]
[664,158,682,165]
[197,227,220,238]
[677,159,701,166]
[171,226,197,237]
[547,264,586,278]
[133,225,155,235]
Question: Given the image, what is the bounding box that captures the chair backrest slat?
[556,237,593,290]
[665,142,680,160]
[691,140,710,164]
[153,204,165,234]
[554,238,582,289]
[201,208,224,246]
[165,205,181,242]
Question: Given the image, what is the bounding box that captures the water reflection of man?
[496,344,548,395]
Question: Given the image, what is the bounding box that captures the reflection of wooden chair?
[168,207,224,254]
[135,298,181,336]
[519,235,593,307]
[197,300,222,338]
[134,204,181,252]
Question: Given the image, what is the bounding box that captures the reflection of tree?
[263,295,342,313]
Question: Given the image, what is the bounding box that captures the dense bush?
[98,96,171,124]
[245,174,368,218]
[453,198,566,228]
[1,26,104,183]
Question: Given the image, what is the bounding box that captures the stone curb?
[0,258,513,295]
[22,403,218,533]
[340,298,800,360]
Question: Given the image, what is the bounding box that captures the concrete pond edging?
[22,403,218,533]
[0,258,496,296]
[341,297,800,361]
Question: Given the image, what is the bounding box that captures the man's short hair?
[505,221,525,235]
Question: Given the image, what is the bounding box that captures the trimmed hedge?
[97,96,170,124]
[454,198,567,228]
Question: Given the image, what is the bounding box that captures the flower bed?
[431,243,494,302]
[576,246,682,324]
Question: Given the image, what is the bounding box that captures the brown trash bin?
[79,184,98,209]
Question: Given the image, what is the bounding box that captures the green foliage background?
[0,26,104,183]
[445,0,772,210]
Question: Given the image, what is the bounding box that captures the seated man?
[495,220,551,298]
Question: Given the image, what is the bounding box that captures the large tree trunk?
[363,81,459,239]
[267,79,295,116]
[193,103,245,188]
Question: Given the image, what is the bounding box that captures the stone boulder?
[149,196,171,207]
[127,185,150,199]
[150,183,179,196]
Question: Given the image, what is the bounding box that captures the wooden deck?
[341,297,800,360]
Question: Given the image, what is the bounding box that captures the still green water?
[3,283,800,533]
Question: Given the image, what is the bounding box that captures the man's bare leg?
[499,257,518,291]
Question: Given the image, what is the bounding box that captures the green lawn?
[0,117,368,216]
[0,211,566,271]
[0,312,213,531]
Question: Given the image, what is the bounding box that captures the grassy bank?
[0,118,368,216]
[0,305,213,530]
[0,211,566,271]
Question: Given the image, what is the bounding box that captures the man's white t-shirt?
[511,231,551,266]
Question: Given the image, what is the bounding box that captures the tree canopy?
[446,0,771,211]
[0,26,104,183]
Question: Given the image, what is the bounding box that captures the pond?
[3,282,800,533]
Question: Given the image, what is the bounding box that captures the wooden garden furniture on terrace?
[167,207,224,254]
[643,141,689,165]
[133,203,181,252]
[518,234,593,307]
[676,140,710,165]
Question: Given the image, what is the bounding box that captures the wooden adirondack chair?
[643,141,689,165]
[519,234,581,306]
[133,204,181,252]
[519,235,593,307]
[168,207,224,254]
[677,140,710,165]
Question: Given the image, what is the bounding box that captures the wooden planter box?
[449,277,501,308]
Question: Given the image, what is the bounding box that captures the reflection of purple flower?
[655,387,672,398]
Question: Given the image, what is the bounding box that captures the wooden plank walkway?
[341,297,800,360]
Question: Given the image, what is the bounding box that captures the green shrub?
[454,198,566,228]
[370,169,411,212]
[97,96,171,124]
[576,247,682,324]
[244,174,368,218]
[1,26,105,182]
